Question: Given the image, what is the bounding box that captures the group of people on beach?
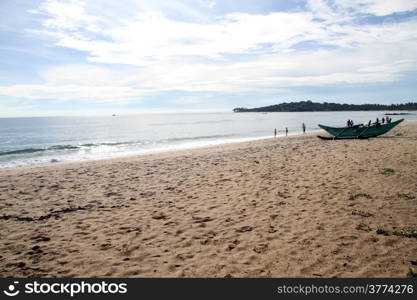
[274,123,305,138]
[274,128,288,137]
[382,117,392,124]
[274,116,394,138]
[366,117,392,127]
[347,116,393,128]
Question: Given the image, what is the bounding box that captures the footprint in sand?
[226,239,240,251]
[192,216,213,223]
[253,243,268,254]
[152,213,168,220]
[176,253,194,260]
[236,225,253,233]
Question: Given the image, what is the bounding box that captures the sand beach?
[0,121,416,278]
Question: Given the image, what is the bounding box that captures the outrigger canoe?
[318,118,403,140]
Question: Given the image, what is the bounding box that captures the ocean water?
[0,111,415,168]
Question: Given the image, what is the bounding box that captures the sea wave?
[0,145,79,156]
[0,134,237,157]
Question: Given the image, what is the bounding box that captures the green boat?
[318,119,404,139]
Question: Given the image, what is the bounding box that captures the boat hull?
[318,119,403,139]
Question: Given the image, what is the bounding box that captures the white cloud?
[37,11,326,65]
[31,1,417,62]
[1,0,414,105]
[32,0,105,32]
[333,0,417,16]
[306,0,341,21]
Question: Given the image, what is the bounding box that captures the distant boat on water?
[384,112,411,115]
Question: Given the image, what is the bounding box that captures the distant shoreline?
[234,110,416,113]
[233,101,417,112]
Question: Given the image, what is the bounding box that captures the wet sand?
[0,121,416,277]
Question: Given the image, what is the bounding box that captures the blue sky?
[1,0,417,117]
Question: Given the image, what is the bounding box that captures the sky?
[0,0,417,117]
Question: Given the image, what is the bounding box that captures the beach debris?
[406,268,417,278]
[380,168,395,176]
[349,193,372,200]
[376,228,417,238]
[1,204,131,223]
[0,215,34,222]
[351,209,374,217]
[376,228,390,236]
[236,225,253,233]
[38,206,88,221]
[397,193,415,200]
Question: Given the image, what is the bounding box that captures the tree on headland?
[233,101,417,112]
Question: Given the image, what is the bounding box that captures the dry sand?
[0,121,416,278]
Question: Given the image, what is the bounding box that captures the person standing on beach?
[285,127,288,136]
[274,128,277,138]
[302,123,306,134]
